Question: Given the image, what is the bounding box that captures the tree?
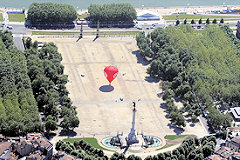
[199,19,202,24]
[45,115,58,133]
[60,115,79,131]
[191,115,198,122]
[194,137,200,146]
[55,140,64,151]
[162,88,174,100]
[88,3,137,25]
[157,153,165,160]
[178,154,185,160]
[206,18,210,24]
[202,144,214,158]
[220,18,224,23]
[191,19,195,24]
[212,19,217,24]
[174,113,186,127]
[33,40,38,49]
[184,19,187,24]
[28,3,77,24]
[25,37,32,49]
[176,20,180,26]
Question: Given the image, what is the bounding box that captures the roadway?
[4,18,239,52]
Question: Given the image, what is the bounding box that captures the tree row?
[0,31,41,135]
[24,37,79,134]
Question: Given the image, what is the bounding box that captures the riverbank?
[76,5,230,16]
[0,5,237,20]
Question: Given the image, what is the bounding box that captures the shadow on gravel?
[59,130,77,137]
[145,76,160,83]
[131,50,150,66]
[99,85,114,92]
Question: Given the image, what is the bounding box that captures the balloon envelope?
[104,65,119,83]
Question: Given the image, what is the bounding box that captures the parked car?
[7,26,13,29]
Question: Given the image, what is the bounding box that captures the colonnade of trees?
[136,25,239,130]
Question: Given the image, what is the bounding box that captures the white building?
[137,10,161,21]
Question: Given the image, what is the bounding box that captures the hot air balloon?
[104,65,119,85]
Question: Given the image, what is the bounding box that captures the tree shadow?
[93,36,98,42]
[174,97,183,103]
[99,85,114,92]
[123,146,129,155]
[76,35,82,42]
[168,123,185,135]
[44,132,56,140]
[157,92,163,98]
[132,50,150,66]
[59,129,77,137]
[160,103,166,109]
[190,123,195,127]
[144,76,160,83]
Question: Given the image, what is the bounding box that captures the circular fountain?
[102,102,162,152]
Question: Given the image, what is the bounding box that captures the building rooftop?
[61,155,75,160]
[214,146,240,159]
[34,138,52,150]
[27,133,43,141]
[137,10,161,21]
[229,127,240,132]
[231,107,240,119]
[208,154,222,160]
[27,152,46,160]
[232,136,240,144]
[0,141,11,155]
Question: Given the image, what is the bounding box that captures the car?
[137,26,142,30]
[7,26,13,29]
[150,26,155,29]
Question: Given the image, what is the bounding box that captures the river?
[1,0,239,9]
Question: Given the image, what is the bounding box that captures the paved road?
[13,36,25,51]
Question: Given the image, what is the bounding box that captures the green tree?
[27,3,77,24]
[162,88,174,100]
[25,37,32,49]
[191,115,198,122]
[191,19,195,24]
[212,19,217,24]
[206,18,210,24]
[88,3,137,25]
[45,115,58,133]
[184,19,187,24]
[176,20,180,26]
[220,18,224,23]
[33,40,38,49]
[60,115,79,131]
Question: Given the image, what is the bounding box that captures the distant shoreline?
[0,5,234,16]
[76,5,229,16]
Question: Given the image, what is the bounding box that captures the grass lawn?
[63,137,113,151]
[163,14,240,20]
[80,13,88,19]
[8,13,25,22]
[0,13,3,21]
[164,135,187,140]
[76,13,89,20]
[156,144,175,150]
[32,30,140,36]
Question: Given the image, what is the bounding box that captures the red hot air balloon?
[104,65,119,84]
